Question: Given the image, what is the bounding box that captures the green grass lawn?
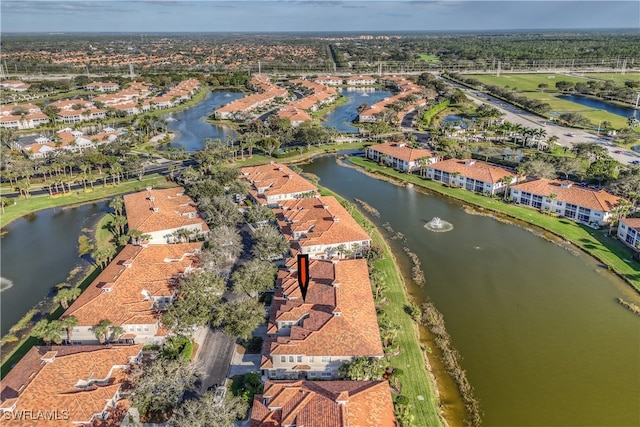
[349,157,640,290]
[0,174,175,228]
[465,73,589,92]
[582,73,640,84]
[319,186,444,427]
[419,53,440,63]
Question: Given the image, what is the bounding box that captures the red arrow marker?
[297,254,310,302]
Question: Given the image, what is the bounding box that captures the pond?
[558,94,637,118]
[301,153,640,427]
[162,91,243,152]
[321,88,393,133]
[1,202,109,336]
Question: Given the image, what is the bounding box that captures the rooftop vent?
[152,207,159,212]
[561,181,573,188]
[465,160,476,166]
[41,351,58,363]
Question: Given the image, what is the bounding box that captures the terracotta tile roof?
[241,163,317,205]
[0,345,142,426]
[123,187,208,234]
[511,179,625,212]
[429,158,515,184]
[368,141,436,163]
[250,380,397,427]
[621,217,640,231]
[275,196,370,251]
[64,243,201,327]
[263,258,383,362]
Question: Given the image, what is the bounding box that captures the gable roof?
[621,217,640,231]
[511,178,624,212]
[428,158,514,184]
[0,345,142,426]
[368,141,436,163]
[263,258,383,361]
[276,196,370,251]
[123,187,208,234]
[250,380,397,427]
[64,243,201,327]
[241,163,317,205]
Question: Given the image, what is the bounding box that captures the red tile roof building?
[261,258,383,380]
[367,141,438,172]
[0,345,143,426]
[250,380,397,427]
[63,243,201,344]
[426,158,517,195]
[241,163,318,207]
[617,217,640,251]
[123,186,209,244]
[276,196,371,259]
[510,178,627,226]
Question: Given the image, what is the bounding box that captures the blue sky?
[2,1,639,33]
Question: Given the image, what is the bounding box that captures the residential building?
[366,141,438,173]
[510,179,624,226]
[86,81,120,92]
[123,186,209,244]
[276,107,311,127]
[250,380,397,427]
[241,163,318,208]
[314,75,344,86]
[0,80,30,91]
[617,217,640,251]
[345,75,377,86]
[0,345,143,426]
[0,103,49,130]
[62,243,201,345]
[276,196,371,259]
[426,158,517,195]
[261,258,383,380]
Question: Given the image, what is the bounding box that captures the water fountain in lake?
[0,277,14,292]
[424,217,454,232]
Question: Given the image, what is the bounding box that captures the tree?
[520,158,557,179]
[201,225,243,275]
[586,158,619,185]
[162,271,225,336]
[572,142,608,163]
[555,157,585,180]
[212,298,265,341]
[31,319,63,345]
[338,356,387,381]
[170,391,248,427]
[92,319,113,344]
[609,199,633,234]
[616,128,639,145]
[110,325,125,343]
[546,193,558,213]
[61,316,78,344]
[257,136,280,158]
[251,225,289,260]
[53,287,81,309]
[232,259,277,298]
[131,357,198,419]
[245,203,276,226]
[198,196,243,228]
[111,215,128,237]
[109,195,124,215]
[500,175,515,201]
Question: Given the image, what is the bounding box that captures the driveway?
[194,326,236,393]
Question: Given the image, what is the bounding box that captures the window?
[143,325,149,332]
[289,356,294,363]
[297,356,302,363]
[280,356,286,363]
[321,356,331,363]
[321,371,332,378]
[136,326,142,332]
[308,356,314,363]
[128,326,134,332]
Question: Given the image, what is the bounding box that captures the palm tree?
[61,316,79,344]
[109,196,124,216]
[54,287,81,309]
[32,319,64,345]
[92,319,112,344]
[111,215,128,237]
[546,193,558,213]
[500,175,515,200]
[609,199,633,235]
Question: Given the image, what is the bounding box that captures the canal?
[163,90,243,151]
[1,202,109,336]
[301,154,640,426]
[322,88,393,133]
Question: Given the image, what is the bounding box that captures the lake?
[558,94,637,118]
[321,88,393,133]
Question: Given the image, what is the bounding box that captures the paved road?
[194,326,236,394]
[442,77,640,165]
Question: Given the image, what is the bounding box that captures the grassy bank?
[349,156,640,290]
[318,185,444,426]
[1,174,175,228]
[232,141,369,168]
